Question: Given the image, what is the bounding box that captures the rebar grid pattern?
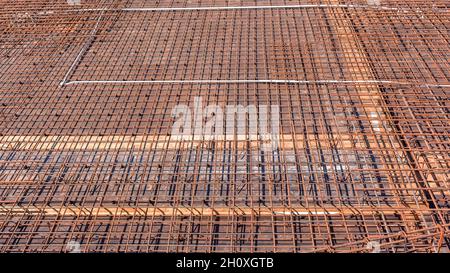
[0,0,449,252]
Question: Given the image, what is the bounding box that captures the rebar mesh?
[0,0,449,253]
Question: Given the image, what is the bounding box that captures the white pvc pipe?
[121,4,397,12]
[63,4,403,13]
[62,79,450,88]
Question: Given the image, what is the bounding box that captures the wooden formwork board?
[0,204,433,217]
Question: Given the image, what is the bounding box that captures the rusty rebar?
[0,0,449,253]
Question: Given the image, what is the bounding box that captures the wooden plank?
[0,134,402,151]
[0,205,433,217]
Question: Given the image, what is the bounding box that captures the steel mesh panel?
[0,0,449,252]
